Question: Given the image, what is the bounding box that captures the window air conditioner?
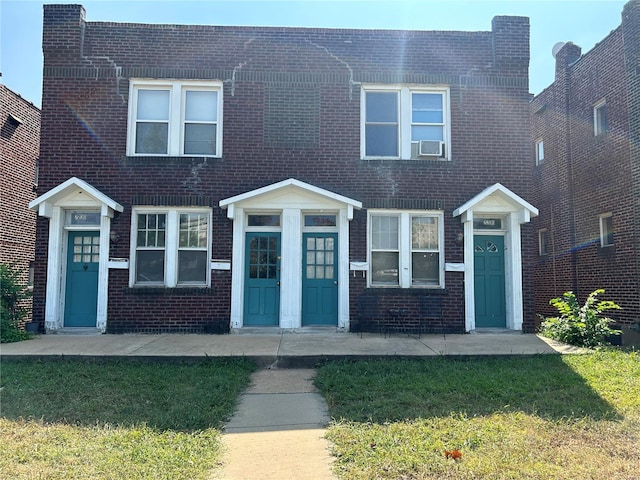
[418,140,443,157]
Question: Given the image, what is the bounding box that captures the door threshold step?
[49,327,102,335]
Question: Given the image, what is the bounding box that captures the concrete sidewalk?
[0,330,580,366]
[217,369,336,480]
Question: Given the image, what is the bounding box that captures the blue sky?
[0,0,626,108]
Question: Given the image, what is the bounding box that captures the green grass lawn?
[0,358,256,479]
[315,350,640,480]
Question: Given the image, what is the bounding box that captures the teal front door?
[64,231,100,327]
[302,233,338,325]
[244,233,281,326]
[474,235,506,328]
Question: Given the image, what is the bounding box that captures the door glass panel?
[248,215,280,227]
[315,266,325,279]
[304,215,336,227]
[72,234,100,263]
[248,235,279,279]
[307,266,315,279]
[325,266,334,279]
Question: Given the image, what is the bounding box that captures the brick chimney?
[43,4,86,66]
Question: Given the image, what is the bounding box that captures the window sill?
[122,156,218,166]
[365,287,447,295]
[362,157,450,163]
[125,287,214,296]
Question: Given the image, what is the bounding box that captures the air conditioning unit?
[418,140,443,157]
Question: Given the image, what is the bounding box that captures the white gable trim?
[30,177,124,217]
[453,183,538,221]
[220,178,362,219]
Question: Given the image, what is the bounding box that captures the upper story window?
[535,138,544,166]
[130,208,212,287]
[599,213,614,247]
[594,99,607,136]
[361,85,450,160]
[127,80,223,157]
[369,210,444,288]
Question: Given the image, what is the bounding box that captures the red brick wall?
[0,85,40,323]
[532,2,640,325]
[37,5,534,333]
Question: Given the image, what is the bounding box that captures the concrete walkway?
[217,369,336,479]
[0,330,580,366]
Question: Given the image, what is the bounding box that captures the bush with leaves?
[539,289,621,348]
[1,263,33,343]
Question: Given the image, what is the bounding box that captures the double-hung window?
[369,211,444,288]
[128,80,223,157]
[362,85,450,160]
[131,208,212,287]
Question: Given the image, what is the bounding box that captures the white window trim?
[129,207,212,287]
[535,138,544,165]
[599,212,613,247]
[127,79,223,157]
[368,210,444,288]
[361,84,451,161]
[593,99,606,136]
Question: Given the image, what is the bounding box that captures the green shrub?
[539,289,621,348]
[1,263,32,343]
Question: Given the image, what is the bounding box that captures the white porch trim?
[30,178,123,332]
[220,178,361,330]
[453,183,538,332]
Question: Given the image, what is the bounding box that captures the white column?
[508,212,524,330]
[338,208,350,330]
[45,207,64,331]
[280,208,301,328]
[229,207,245,329]
[96,215,112,332]
[462,212,475,332]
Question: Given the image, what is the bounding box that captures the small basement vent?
[418,140,443,157]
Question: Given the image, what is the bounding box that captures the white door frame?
[220,179,361,330]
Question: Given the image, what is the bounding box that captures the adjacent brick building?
[31,4,538,334]
[531,0,640,326]
[1,84,40,322]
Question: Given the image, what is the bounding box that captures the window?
[362,85,450,160]
[599,213,614,247]
[535,138,544,165]
[369,211,443,288]
[131,208,211,287]
[594,100,607,136]
[538,229,549,256]
[128,80,222,157]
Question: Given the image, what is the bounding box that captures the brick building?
[31,4,538,334]
[1,84,40,322]
[531,0,640,326]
